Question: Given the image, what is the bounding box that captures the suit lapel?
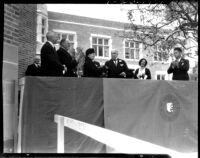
[179,58,185,67]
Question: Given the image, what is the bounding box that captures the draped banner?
[21,77,105,153]
[103,79,198,153]
[21,77,197,153]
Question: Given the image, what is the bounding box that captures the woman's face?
[88,53,95,60]
[140,59,146,67]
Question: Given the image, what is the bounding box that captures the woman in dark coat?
[83,48,106,77]
[135,58,151,80]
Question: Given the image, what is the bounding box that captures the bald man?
[104,49,130,78]
[25,56,42,76]
[40,31,67,76]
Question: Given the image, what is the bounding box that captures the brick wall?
[4,4,20,46]
[4,4,37,79]
[18,4,37,79]
[3,4,38,152]
[48,11,172,80]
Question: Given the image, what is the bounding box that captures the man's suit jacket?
[83,58,104,78]
[135,68,151,79]
[167,58,189,80]
[40,42,64,76]
[105,58,130,78]
[25,64,41,76]
[57,47,78,77]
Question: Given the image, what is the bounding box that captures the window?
[92,37,109,57]
[41,18,47,43]
[56,32,75,48]
[153,45,168,62]
[125,41,140,60]
[157,74,165,80]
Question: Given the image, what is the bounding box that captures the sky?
[46,4,140,23]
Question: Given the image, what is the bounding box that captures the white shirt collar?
[34,63,39,67]
[175,57,182,62]
[47,41,55,48]
[138,67,146,75]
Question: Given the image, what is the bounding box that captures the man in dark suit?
[105,49,130,78]
[57,39,78,77]
[25,56,42,76]
[167,47,190,80]
[40,31,67,76]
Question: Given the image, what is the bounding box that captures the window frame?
[53,29,77,49]
[37,14,48,44]
[90,34,112,59]
[123,39,141,61]
[153,45,169,63]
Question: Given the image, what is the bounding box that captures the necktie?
[113,60,117,66]
[53,47,56,52]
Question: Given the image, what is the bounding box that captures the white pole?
[55,115,64,153]
[17,77,25,153]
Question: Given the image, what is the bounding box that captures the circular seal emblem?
[159,94,181,121]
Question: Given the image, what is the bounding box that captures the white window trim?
[123,39,141,61]
[90,34,112,59]
[37,14,48,43]
[53,29,77,48]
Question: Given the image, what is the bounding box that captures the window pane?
[98,46,103,56]
[42,28,45,34]
[125,48,130,59]
[104,46,109,57]
[125,41,129,47]
[92,37,97,44]
[98,38,103,45]
[125,53,129,59]
[135,42,139,48]
[92,45,97,56]
[154,52,158,61]
[56,33,61,40]
[62,34,67,39]
[42,36,45,43]
[157,75,160,80]
[42,18,46,26]
[68,34,74,41]
[130,49,135,59]
[104,39,109,45]
[158,45,162,51]
[135,49,140,59]
[158,52,162,61]
[130,42,134,48]
[70,43,74,48]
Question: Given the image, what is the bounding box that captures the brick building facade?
[3,4,37,152]
[36,7,172,80]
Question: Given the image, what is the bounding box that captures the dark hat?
[85,48,95,57]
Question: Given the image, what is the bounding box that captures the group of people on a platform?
[26,31,190,81]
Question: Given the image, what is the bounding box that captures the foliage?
[125,1,198,54]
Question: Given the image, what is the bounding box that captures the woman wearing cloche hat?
[83,48,106,77]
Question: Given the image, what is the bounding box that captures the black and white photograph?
[2,2,198,158]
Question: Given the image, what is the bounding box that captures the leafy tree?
[123,1,198,56]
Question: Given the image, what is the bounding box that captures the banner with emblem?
[103,79,197,153]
